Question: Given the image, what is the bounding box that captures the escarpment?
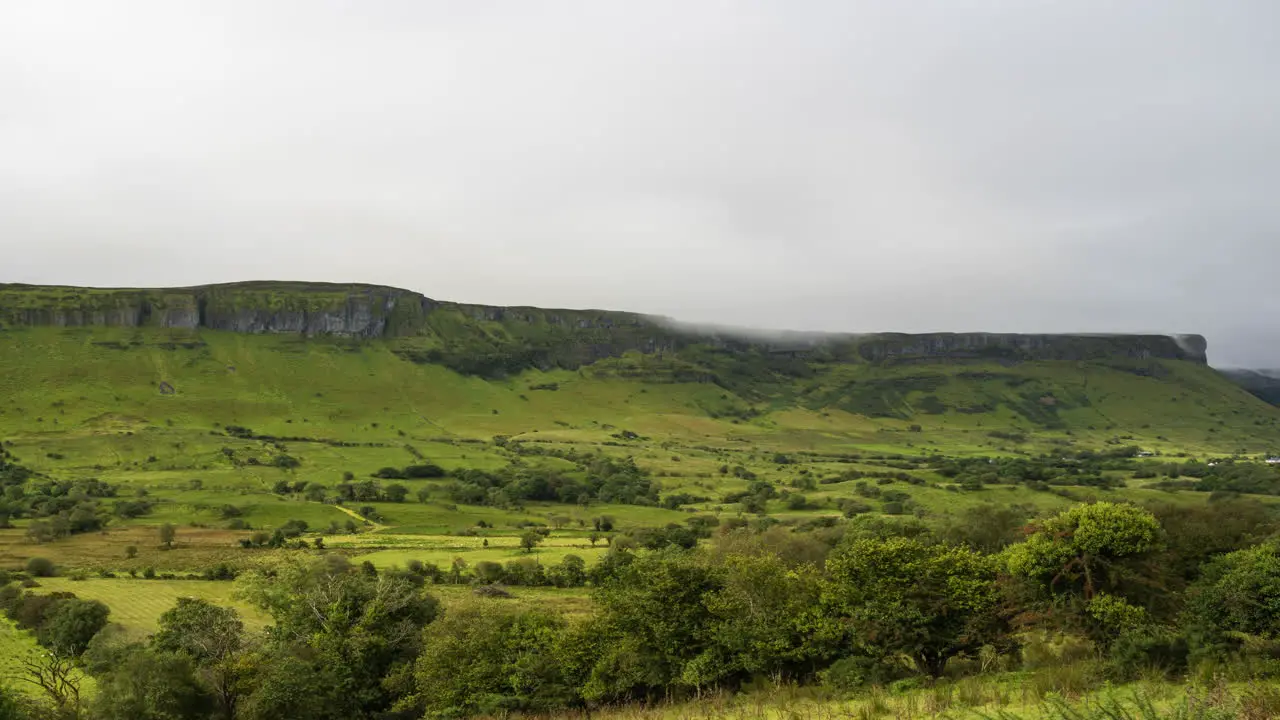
[0,282,1209,372]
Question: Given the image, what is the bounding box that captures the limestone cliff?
[0,282,1209,372]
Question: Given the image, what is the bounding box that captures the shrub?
[821,654,911,691]
[415,600,573,715]
[26,557,56,577]
[1108,626,1189,680]
[404,463,446,478]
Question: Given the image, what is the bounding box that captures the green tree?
[414,600,574,716]
[89,646,212,720]
[1184,541,1280,640]
[236,557,439,719]
[153,598,248,720]
[519,530,543,553]
[585,548,722,701]
[25,557,55,577]
[383,483,409,503]
[158,523,177,549]
[692,553,834,688]
[550,555,587,588]
[824,537,1005,678]
[37,598,110,656]
[938,504,1030,553]
[1004,502,1162,600]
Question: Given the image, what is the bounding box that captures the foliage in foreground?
[4,500,1280,719]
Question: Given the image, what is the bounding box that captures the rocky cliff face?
[845,332,1207,364]
[0,282,1209,367]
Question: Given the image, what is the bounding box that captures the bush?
[821,654,911,690]
[26,557,56,577]
[271,454,301,469]
[415,602,573,715]
[404,463,446,478]
[202,563,239,581]
[1108,627,1189,680]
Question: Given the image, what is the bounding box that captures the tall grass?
[546,677,1280,720]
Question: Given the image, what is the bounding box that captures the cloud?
[1,0,1277,366]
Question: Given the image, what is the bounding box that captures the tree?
[25,557,55,577]
[824,537,1006,678]
[124,546,138,560]
[520,530,543,553]
[551,555,587,588]
[939,504,1030,553]
[383,483,409,503]
[695,553,834,687]
[153,598,248,720]
[37,598,110,656]
[416,486,431,504]
[414,601,573,716]
[89,646,212,720]
[1184,541,1280,640]
[158,523,177,550]
[20,649,82,716]
[586,548,723,701]
[449,557,469,584]
[236,557,440,719]
[1004,502,1162,600]
[404,463,445,478]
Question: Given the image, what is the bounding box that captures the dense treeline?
[1153,458,1280,495]
[269,454,659,510]
[0,451,152,538]
[4,498,1280,719]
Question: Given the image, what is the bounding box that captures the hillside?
[0,281,1277,572]
[1221,368,1280,406]
[4,281,1280,718]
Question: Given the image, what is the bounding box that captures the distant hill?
[0,281,1209,373]
[1220,368,1280,406]
[0,281,1272,458]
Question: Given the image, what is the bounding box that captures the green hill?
[0,281,1278,575]
[1221,368,1280,406]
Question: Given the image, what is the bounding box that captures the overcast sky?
[2,2,1278,366]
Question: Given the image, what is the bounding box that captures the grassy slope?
[0,325,1277,578]
[1,325,1279,713]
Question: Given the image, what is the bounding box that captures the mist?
[1,1,1277,367]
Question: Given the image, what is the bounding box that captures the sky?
[1,2,1278,367]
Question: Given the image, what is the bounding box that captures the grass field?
[549,680,1280,719]
[21,576,591,638]
[32,577,269,635]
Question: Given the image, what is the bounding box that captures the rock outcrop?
[0,281,1209,367]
